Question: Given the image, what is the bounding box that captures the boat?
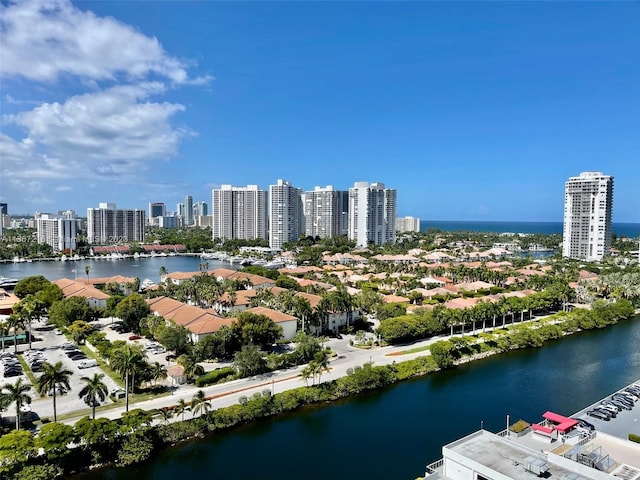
[0,276,19,289]
[140,279,157,291]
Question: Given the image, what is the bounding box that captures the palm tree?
[177,353,204,381]
[6,314,24,353]
[78,373,109,419]
[149,362,168,386]
[3,378,32,430]
[36,361,72,422]
[175,398,188,421]
[312,350,330,384]
[190,389,211,418]
[110,344,146,412]
[0,321,8,352]
[157,407,173,425]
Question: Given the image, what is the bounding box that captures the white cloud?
[0,0,211,85]
[55,186,72,192]
[3,84,193,179]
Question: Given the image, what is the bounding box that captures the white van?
[78,359,98,369]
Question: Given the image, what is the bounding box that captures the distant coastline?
[420,220,640,237]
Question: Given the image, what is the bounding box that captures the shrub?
[195,367,236,387]
[629,433,640,444]
[509,419,530,433]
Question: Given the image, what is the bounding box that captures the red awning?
[532,424,553,435]
[542,411,578,433]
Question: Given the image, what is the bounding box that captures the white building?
[269,179,304,249]
[303,185,348,239]
[35,213,78,252]
[87,203,145,244]
[562,171,614,261]
[212,184,268,241]
[348,181,397,247]
[396,216,421,233]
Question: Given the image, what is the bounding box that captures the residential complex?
[86,203,145,244]
[212,184,268,241]
[148,202,166,219]
[35,212,79,252]
[348,181,397,247]
[562,171,614,261]
[396,216,421,233]
[269,179,304,249]
[303,185,349,239]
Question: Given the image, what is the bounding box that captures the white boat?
[0,276,19,289]
[140,278,157,291]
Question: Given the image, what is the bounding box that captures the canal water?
[78,315,640,480]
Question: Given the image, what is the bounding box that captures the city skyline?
[1,1,639,222]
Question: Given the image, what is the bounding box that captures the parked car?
[128,335,142,341]
[573,418,595,431]
[54,329,63,335]
[586,410,610,421]
[78,359,98,369]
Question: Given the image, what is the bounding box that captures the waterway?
[0,256,229,284]
[78,315,640,480]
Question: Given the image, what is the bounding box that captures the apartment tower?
[269,179,304,249]
[36,213,78,252]
[184,195,194,227]
[87,203,145,244]
[562,171,614,261]
[212,185,268,241]
[303,186,348,239]
[348,181,397,247]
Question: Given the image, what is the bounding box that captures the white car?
[54,329,63,335]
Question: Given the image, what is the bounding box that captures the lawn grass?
[16,354,44,397]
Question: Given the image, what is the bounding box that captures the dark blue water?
[421,220,640,237]
[80,316,640,480]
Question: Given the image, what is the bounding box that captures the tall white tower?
[562,171,614,261]
[348,181,397,247]
[269,179,303,249]
[212,185,267,241]
[303,186,347,239]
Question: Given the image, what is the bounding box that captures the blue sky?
[1,0,639,222]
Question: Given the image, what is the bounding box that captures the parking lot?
[0,317,123,422]
[572,380,640,438]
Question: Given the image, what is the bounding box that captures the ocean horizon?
[420,220,640,238]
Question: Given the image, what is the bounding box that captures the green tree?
[78,373,109,419]
[2,378,32,430]
[13,275,51,299]
[430,340,456,369]
[67,320,94,344]
[232,311,283,349]
[155,323,191,355]
[115,293,151,333]
[0,430,35,477]
[48,296,95,327]
[13,464,59,480]
[233,344,267,377]
[35,421,75,461]
[175,398,188,421]
[36,361,72,422]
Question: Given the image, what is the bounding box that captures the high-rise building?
[303,186,348,239]
[193,201,208,217]
[148,202,166,219]
[396,216,421,233]
[87,203,145,244]
[184,195,194,226]
[0,203,8,215]
[348,181,397,247]
[212,185,268,241]
[562,171,614,261]
[269,179,304,249]
[36,213,78,252]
